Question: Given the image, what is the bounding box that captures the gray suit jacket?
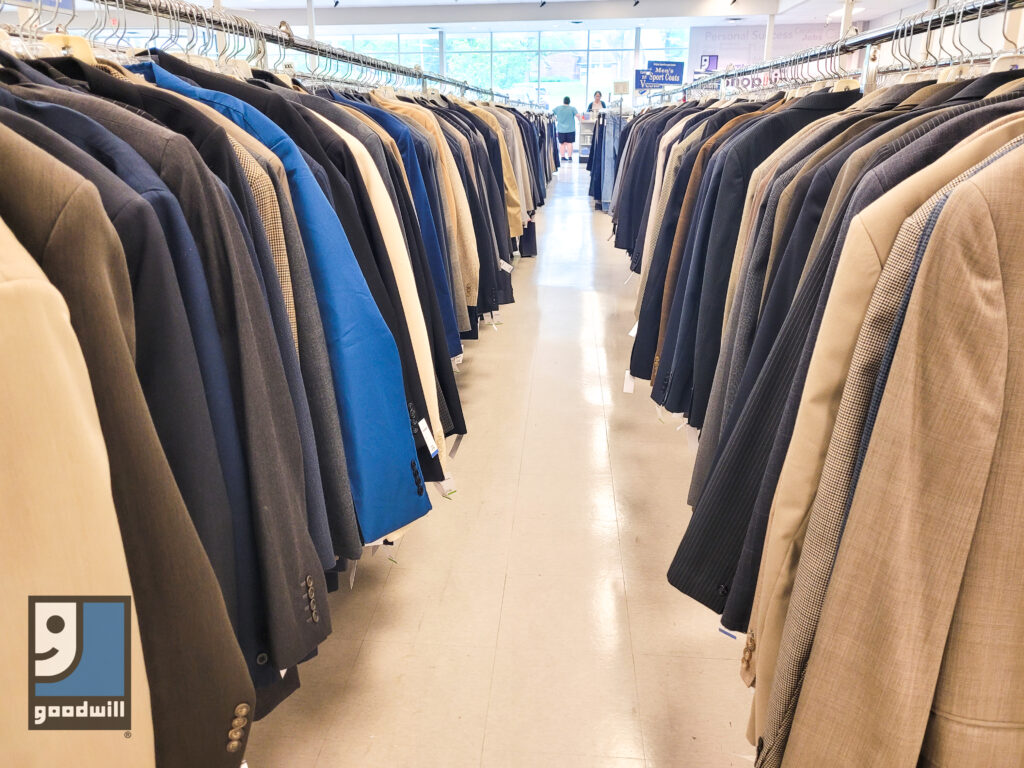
[16,83,333,668]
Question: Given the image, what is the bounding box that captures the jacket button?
[228,728,245,741]
[757,737,764,756]
[305,575,314,587]
[717,584,729,596]
[410,460,417,470]
[226,741,242,753]
[312,609,320,623]
[417,487,425,496]
[256,652,269,666]
[234,703,250,717]
[232,717,248,729]
[309,598,317,611]
[307,586,315,599]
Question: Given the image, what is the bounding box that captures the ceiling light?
[828,5,865,17]
[571,20,582,24]
[726,17,741,23]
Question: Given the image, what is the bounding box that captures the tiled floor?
[245,159,755,767]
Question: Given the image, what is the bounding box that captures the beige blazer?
[0,217,155,768]
[782,141,1024,767]
[462,102,524,238]
[746,113,1024,751]
[308,111,448,471]
[374,95,481,321]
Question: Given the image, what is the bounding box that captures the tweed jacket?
[749,114,1024,760]
[781,141,1024,768]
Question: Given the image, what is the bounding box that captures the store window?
[588,29,636,50]
[540,30,588,51]
[585,50,634,98]
[493,32,538,51]
[352,34,399,56]
[445,33,490,52]
[494,51,540,103]
[446,52,491,88]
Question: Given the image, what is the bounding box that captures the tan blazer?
[782,141,1024,767]
[462,101,524,238]
[0,217,155,768]
[746,114,1024,754]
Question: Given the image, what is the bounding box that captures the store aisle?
[245,162,755,768]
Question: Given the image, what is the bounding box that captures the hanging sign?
[635,61,684,90]
[647,60,685,85]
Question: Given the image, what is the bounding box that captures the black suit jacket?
[670,90,1024,625]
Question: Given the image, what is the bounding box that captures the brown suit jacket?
[782,143,1024,766]
[0,124,254,768]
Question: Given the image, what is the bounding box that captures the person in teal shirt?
[552,96,579,162]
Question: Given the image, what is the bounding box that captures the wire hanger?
[990,0,1024,71]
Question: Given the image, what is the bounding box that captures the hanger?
[990,0,1024,71]
[937,3,970,82]
[38,0,97,65]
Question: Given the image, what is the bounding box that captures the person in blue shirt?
[552,96,579,162]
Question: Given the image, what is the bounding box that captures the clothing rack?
[655,0,1024,100]
[9,0,542,107]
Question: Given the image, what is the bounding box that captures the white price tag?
[348,559,358,590]
[623,370,635,394]
[628,321,638,338]
[436,475,457,499]
[418,418,439,458]
[499,260,514,273]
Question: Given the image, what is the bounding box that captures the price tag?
[348,559,358,590]
[623,370,635,394]
[628,321,638,338]
[499,260,514,273]
[418,418,439,458]
[437,476,457,499]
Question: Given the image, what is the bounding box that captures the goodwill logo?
[29,597,131,730]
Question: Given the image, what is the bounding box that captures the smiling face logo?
[32,601,83,681]
[28,597,131,730]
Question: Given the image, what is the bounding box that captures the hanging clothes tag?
[628,321,638,338]
[624,272,636,285]
[437,476,457,499]
[418,419,439,458]
[348,560,358,590]
[623,370,635,394]
[499,260,514,273]
[654,404,666,424]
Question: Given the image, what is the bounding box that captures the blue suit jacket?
[330,94,463,357]
[131,61,431,542]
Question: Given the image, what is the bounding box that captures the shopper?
[587,90,607,113]
[552,96,579,162]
